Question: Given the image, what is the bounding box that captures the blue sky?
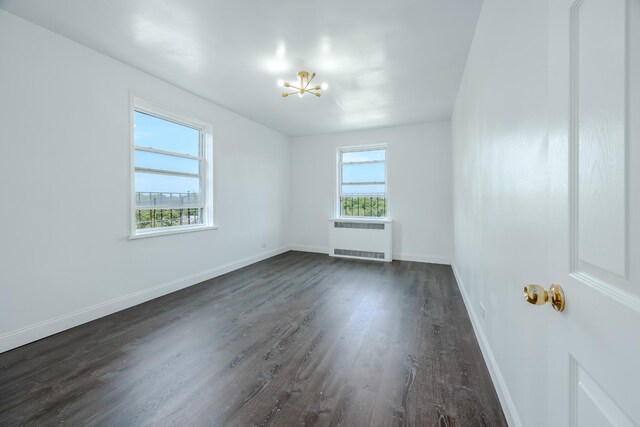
[134,111,201,195]
[342,162,384,182]
[134,111,199,155]
[341,150,386,195]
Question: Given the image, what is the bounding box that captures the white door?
[546,0,640,426]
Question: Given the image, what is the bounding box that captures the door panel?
[561,288,640,426]
[574,0,628,280]
[571,357,635,427]
[548,0,640,426]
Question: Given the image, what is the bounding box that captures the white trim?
[329,217,391,223]
[451,262,522,427]
[129,94,215,237]
[0,246,289,354]
[393,253,451,265]
[341,159,385,165]
[133,96,213,130]
[134,167,200,179]
[289,244,329,254]
[342,181,385,186]
[338,144,388,153]
[129,225,218,240]
[134,145,202,160]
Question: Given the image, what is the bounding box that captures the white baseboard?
[393,253,451,265]
[451,263,522,427]
[0,247,290,354]
[289,244,328,254]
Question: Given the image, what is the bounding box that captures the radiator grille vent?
[334,222,385,230]
[334,249,385,259]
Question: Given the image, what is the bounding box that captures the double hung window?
[131,98,213,237]
[337,146,387,218]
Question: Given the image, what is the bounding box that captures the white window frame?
[336,144,389,219]
[129,96,215,239]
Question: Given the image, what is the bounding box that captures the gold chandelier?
[278,71,328,98]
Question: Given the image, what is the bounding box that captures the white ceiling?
[0,0,482,136]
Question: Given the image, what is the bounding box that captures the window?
[337,145,387,218]
[131,98,214,237]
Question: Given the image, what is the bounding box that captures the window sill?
[329,217,392,223]
[129,225,218,240]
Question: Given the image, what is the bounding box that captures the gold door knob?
[523,284,565,312]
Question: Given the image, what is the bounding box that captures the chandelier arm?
[288,84,303,91]
[304,74,316,90]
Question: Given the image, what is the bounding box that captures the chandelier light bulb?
[298,92,304,97]
[277,79,284,87]
[321,82,329,90]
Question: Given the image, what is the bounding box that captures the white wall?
[451,0,549,426]
[290,122,452,263]
[0,10,291,353]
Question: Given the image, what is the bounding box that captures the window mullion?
[136,204,205,209]
[134,167,200,179]
[134,146,202,160]
[342,160,385,165]
[342,181,386,185]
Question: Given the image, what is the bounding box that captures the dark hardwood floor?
[0,251,506,426]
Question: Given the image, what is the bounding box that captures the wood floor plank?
[0,251,506,426]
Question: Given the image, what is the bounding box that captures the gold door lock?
[523,284,565,312]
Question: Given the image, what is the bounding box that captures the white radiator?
[328,218,392,262]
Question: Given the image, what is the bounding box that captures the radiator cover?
[328,218,392,262]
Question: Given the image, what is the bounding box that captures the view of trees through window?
[340,196,386,217]
[136,207,201,229]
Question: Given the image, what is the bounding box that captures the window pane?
[135,208,202,229]
[342,162,384,183]
[135,150,199,175]
[342,149,385,163]
[339,196,386,217]
[342,184,385,195]
[135,192,201,208]
[134,111,200,156]
[135,172,200,207]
